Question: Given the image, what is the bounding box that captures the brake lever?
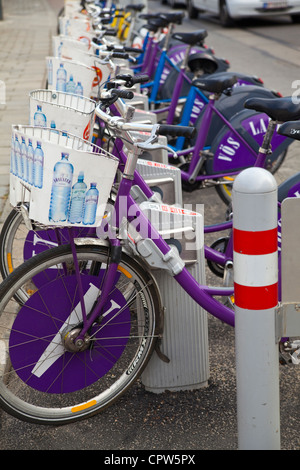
[136,141,178,160]
[133,124,178,159]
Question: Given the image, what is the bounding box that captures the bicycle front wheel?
[0,243,161,425]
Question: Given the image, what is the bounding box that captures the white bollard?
[233,167,280,450]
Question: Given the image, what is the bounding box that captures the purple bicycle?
[1,94,300,424]
[0,108,235,424]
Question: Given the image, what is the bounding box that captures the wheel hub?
[62,327,91,352]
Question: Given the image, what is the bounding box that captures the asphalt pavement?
[0,0,299,452]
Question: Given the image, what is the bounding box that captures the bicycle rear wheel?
[0,243,161,425]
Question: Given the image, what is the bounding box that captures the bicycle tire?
[0,207,96,279]
[0,243,161,425]
[0,207,25,280]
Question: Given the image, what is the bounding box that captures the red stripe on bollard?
[234,282,278,310]
[233,228,277,255]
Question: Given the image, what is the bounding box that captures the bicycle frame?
[173,92,266,184]
[71,107,298,345]
[71,139,235,349]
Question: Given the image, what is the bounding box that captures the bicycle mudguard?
[193,84,281,144]
[278,172,300,202]
[205,107,292,175]
[158,50,229,100]
[156,43,228,86]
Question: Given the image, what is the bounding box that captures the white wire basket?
[10,125,119,228]
[29,89,96,141]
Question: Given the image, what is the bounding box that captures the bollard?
[233,167,280,450]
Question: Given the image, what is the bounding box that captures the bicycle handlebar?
[111,51,129,59]
[159,124,196,139]
[95,104,196,139]
[116,73,149,87]
[106,45,143,55]
[112,89,135,100]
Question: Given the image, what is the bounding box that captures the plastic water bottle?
[49,152,74,222]
[14,135,22,179]
[50,120,59,135]
[65,18,70,35]
[56,63,67,92]
[66,74,76,94]
[58,41,63,58]
[75,81,83,96]
[68,171,87,224]
[83,182,99,225]
[33,105,47,127]
[48,58,53,86]
[20,137,28,181]
[33,141,44,188]
[27,139,34,185]
[10,135,16,175]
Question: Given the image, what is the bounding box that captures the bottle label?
[85,195,98,204]
[72,188,86,199]
[35,154,44,165]
[53,174,72,186]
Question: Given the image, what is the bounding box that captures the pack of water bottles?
[9,125,119,228]
[46,57,100,101]
[29,89,96,141]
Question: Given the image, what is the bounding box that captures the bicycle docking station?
[134,159,182,207]
[233,167,300,451]
[121,196,209,393]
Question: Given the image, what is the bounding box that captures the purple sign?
[9,274,130,393]
[213,113,286,173]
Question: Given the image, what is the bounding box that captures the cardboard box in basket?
[10,126,118,228]
[46,57,101,101]
[50,44,112,98]
[29,89,96,141]
[52,35,90,57]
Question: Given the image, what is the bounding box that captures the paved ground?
[0,0,299,452]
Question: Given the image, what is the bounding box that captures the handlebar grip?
[123,47,143,54]
[103,29,117,37]
[159,125,196,139]
[111,52,129,59]
[131,74,149,84]
[112,89,134,100]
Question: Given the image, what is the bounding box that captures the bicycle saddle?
[159,12,185,25]
[244,97,300,122]
[277,120,300,141]
[125,3,145,11]
[172,29,208,46]
[139,13,159,20]
[192,75,237,94]
[144,18,168,31]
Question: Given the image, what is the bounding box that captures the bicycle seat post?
[162,22,175,51]
[256,120,277,167]
[181,43,192,70]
